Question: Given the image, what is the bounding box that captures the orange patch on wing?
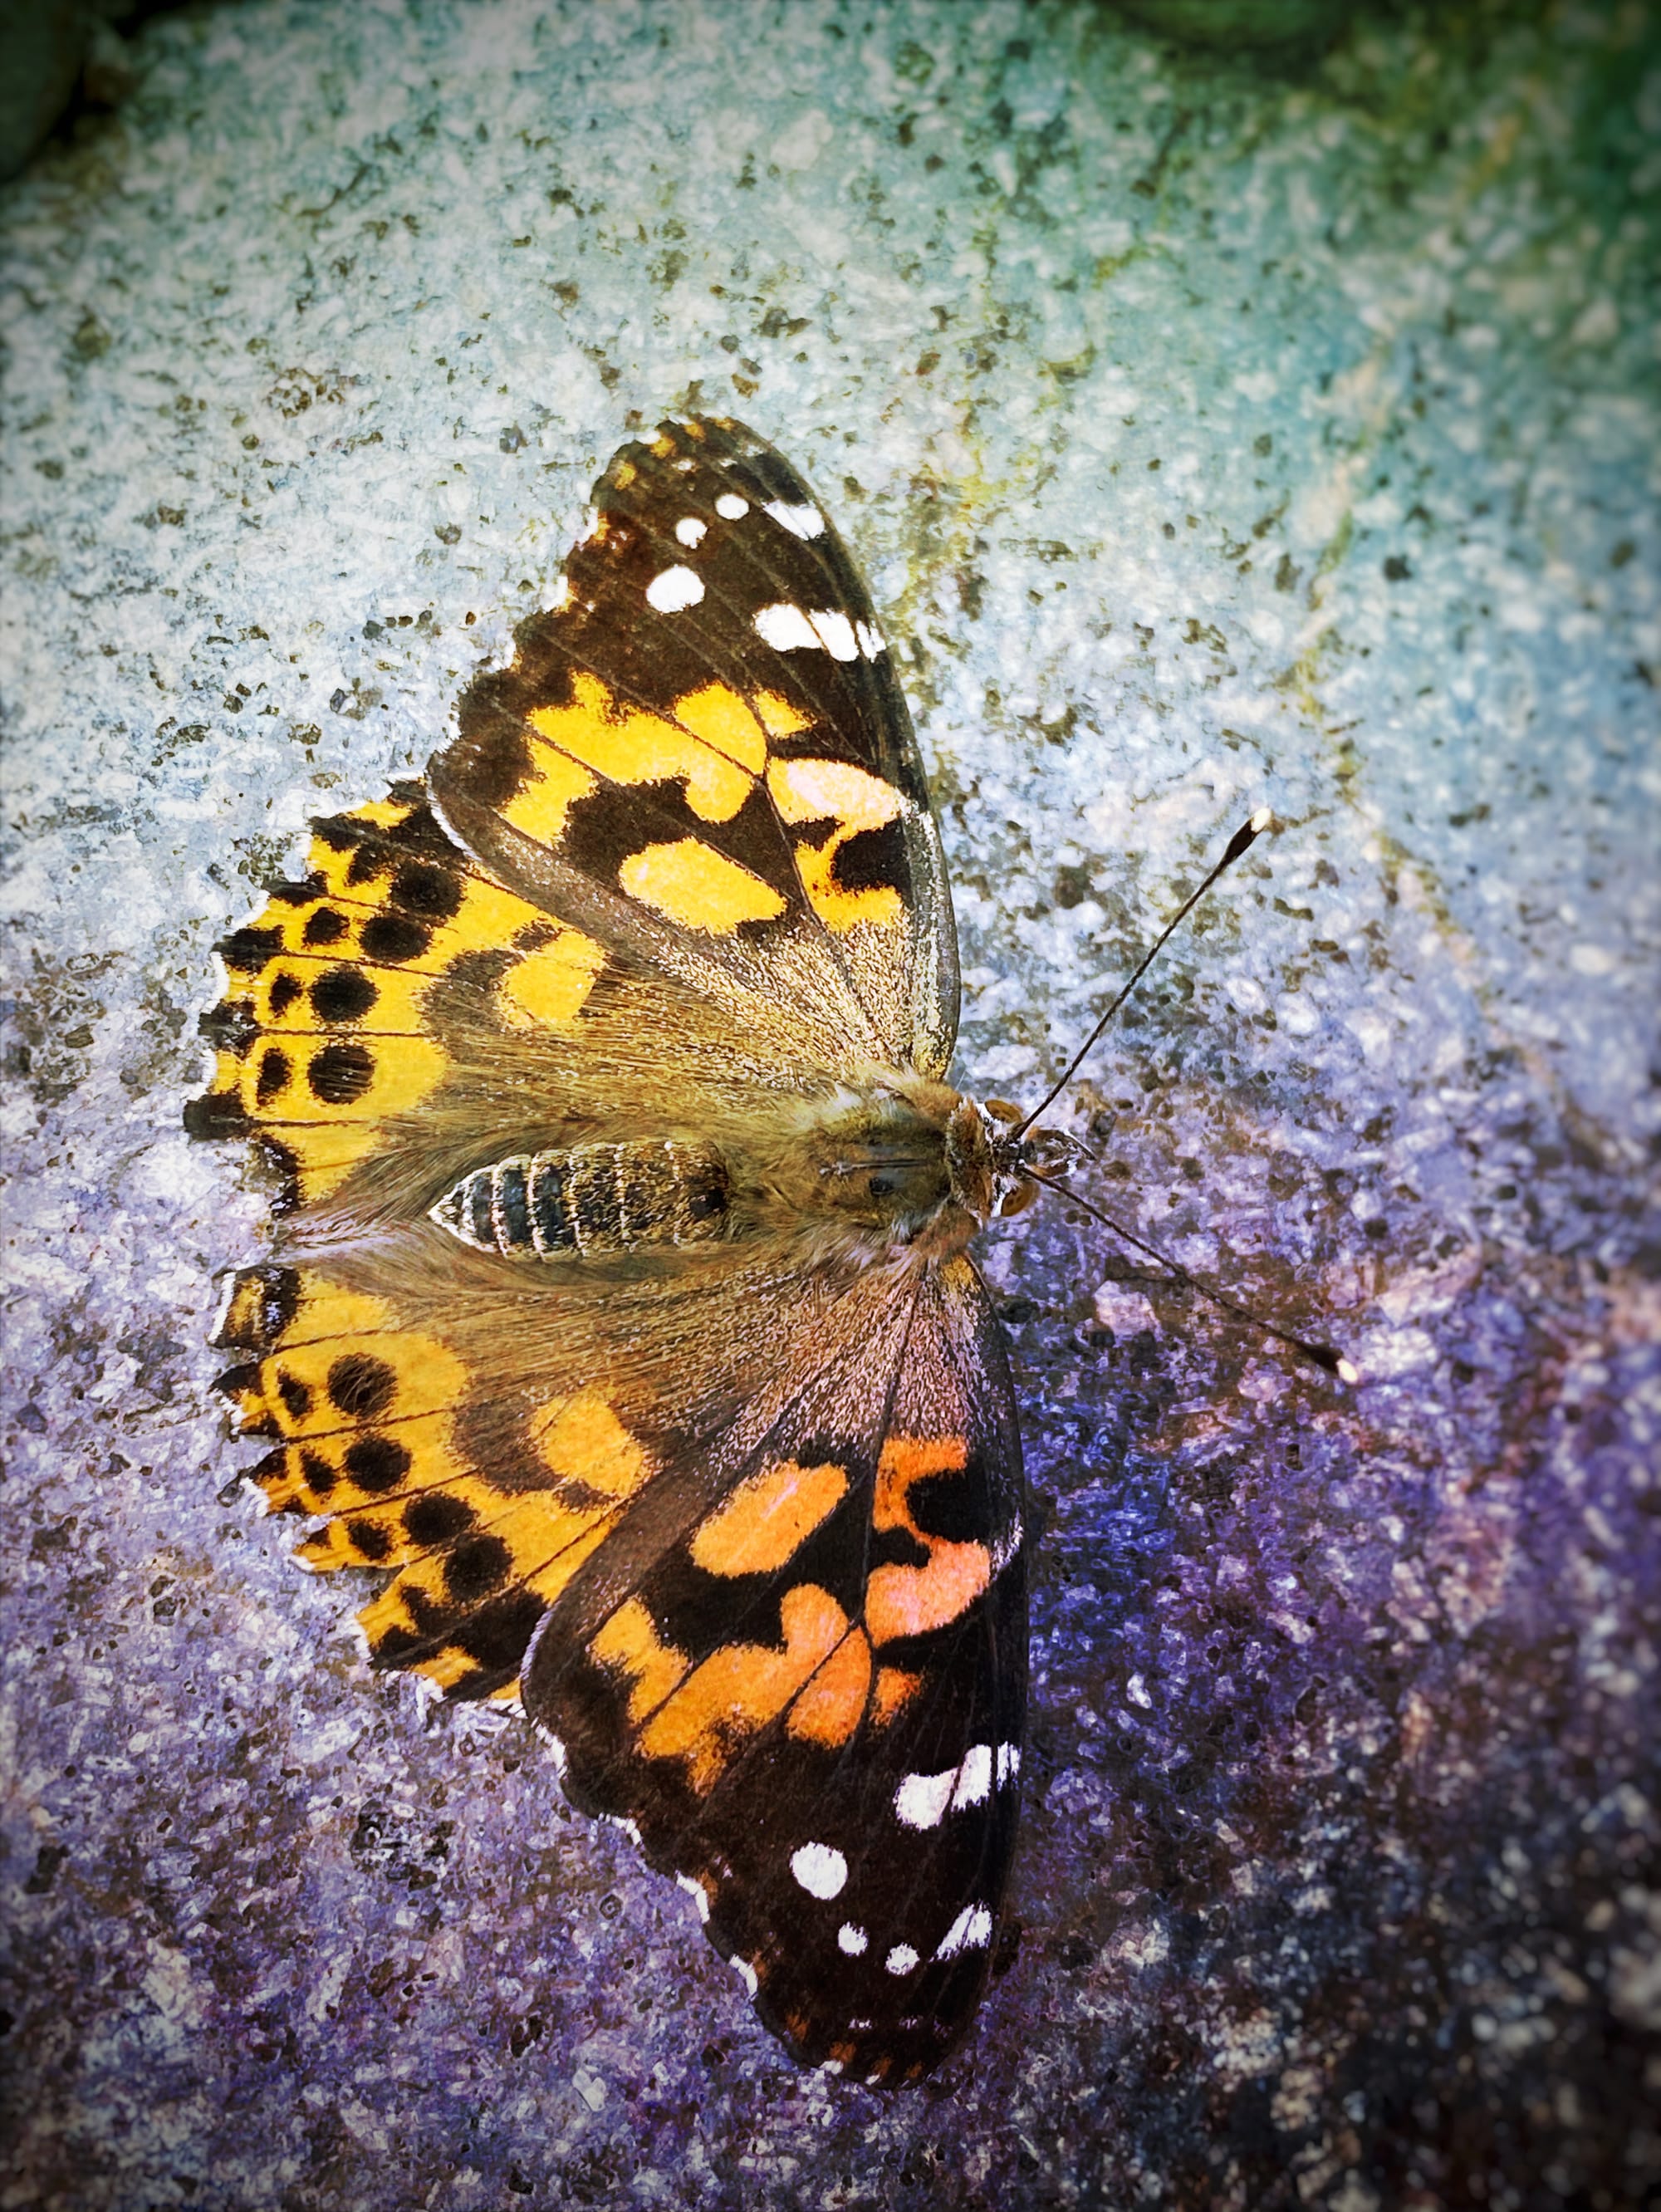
[872,1665,923,1724]
[865,1434,991,1645]
[640,1582,852,1792]
[786,1624,872,1748]
[590,1596,691,1724]
[619,837,786,933]
[691,1458,849,1577]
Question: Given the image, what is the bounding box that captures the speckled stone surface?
[2,3,1658,2207]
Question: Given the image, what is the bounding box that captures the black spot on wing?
[345,1434,411,1492]
[307,1040,375,1105]
[404,1493,474,1547]
[219,924,282,974]
[327,1352,396,1421]
[390,860,463,922]
[360,910,431,964]
[311,968,378,1025]
[255,1047,291,1105]
[558,772,796,910]
[634,1478,870,1670]
[905,1450,992,1547]
[830,816,911,900]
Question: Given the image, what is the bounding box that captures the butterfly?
[188,415,1088,2086]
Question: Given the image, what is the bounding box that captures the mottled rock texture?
[2,2,1657,2207]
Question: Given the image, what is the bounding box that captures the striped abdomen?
[429,1140,730,1259]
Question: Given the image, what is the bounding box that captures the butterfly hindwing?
[526,1252,1025,2085]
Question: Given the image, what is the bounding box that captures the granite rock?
[2,3,1657,2207]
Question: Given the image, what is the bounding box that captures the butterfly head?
[789,1083,1090,1263]
[947,1096,1083,1225]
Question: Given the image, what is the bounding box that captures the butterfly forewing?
[189,418,1026,2084]
[429,418,959,1080]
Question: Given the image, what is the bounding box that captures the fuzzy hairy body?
[429,1078,1030,1270]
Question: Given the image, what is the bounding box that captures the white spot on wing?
[855,620,885,659]
[820,2057,844,2076]
[990,1517,1023,1573]
[996,1740,1021,1787]
[894,1767,957,1831]
[674,516,707,547]
[676,1872,711,1924]
[754,602,821,654]
[733,1956,758,1997]
[951,1744,993,1810]
[532,1720,568,1777]
[896,1745,998,1829]
[753,603,865,660]
[808,608,859,661]
[934,1904,993,1959]
[646,565,704,613]
[715,492,749,520]
[763,499,825,539]
[837,1922,868,1956]
[790,1842,849,1899]
[884,1944,920,1976]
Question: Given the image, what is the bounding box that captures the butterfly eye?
[868,1171,899,1199]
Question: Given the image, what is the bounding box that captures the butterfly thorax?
[429,1081,1033,1268]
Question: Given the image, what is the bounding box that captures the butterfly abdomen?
[430,1139,731,1258]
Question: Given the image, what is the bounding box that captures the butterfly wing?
[184,779,848,1228]
[190,420,1023,2082]
[429,415,960,1081]
[527,1249,1026,2086]
[212,1219,1024,2080]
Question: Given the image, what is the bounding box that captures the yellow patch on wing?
[752,689,813,741]
[527,674,757,823]
[619,837,787,933]
[690,1458,849,1577]
[193,787,609,1205]
[223,1327,469,1444]
[257,1407,469,1519]
[639,1582,855,1793]
[865,1435,991,1646]
[767,755,906,933]
[531,1388,654,1499]
[495,929,607,1029]
[500,733,600,846]
[671,681,770,773]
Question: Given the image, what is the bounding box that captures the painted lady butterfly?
[189,416,1280,2084]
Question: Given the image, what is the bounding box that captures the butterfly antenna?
[1013,807,1273,1140]
[1023,1170,1358,1381]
